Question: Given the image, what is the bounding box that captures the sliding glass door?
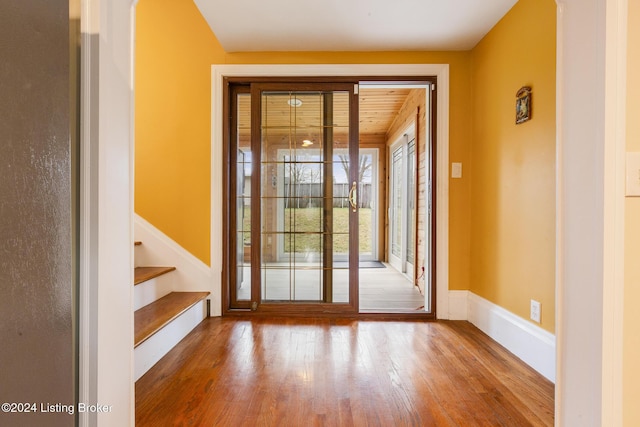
[227,83,359,314]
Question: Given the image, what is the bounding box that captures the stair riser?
[134,276,173,311]
[134,300,207,381]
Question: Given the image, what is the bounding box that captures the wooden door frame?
[223,80,361,315]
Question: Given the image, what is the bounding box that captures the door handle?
[348,181,358,212]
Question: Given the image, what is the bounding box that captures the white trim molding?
[467,292,556,383]
[211,64,449,318]
[80,0,134,425]
[134,214,213,294]
[602,1,627,425]
[554,1,565,421]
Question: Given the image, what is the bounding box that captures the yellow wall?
[135,0,225,263]
[624,0,640,423]
[135,0,472,290]
[469,0,556,332]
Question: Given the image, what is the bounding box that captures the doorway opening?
[357,83,433,313]
[220,73,438,318]
[226,81,360,315]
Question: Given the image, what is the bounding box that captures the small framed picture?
[516,86,532,124]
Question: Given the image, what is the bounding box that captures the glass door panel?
[334,150,377,261]
[229,89,252,308]
[254,86,357,309]
[357,151,376,260]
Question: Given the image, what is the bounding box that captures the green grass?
[241,207,372,253]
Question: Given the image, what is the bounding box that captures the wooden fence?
[283,182,373,208]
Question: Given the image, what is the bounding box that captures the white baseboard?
[134,300,207,381]
[467,292,556,382]
[134,214,212,295]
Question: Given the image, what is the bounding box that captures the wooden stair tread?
[134,266,176,285]
[134,291,209,347]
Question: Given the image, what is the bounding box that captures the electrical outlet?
[530,300,541,323]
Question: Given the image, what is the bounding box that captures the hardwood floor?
[136,318,554,426]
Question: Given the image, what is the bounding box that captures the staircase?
[134,241,210,381]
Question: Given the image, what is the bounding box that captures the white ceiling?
[193,0,518,52]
